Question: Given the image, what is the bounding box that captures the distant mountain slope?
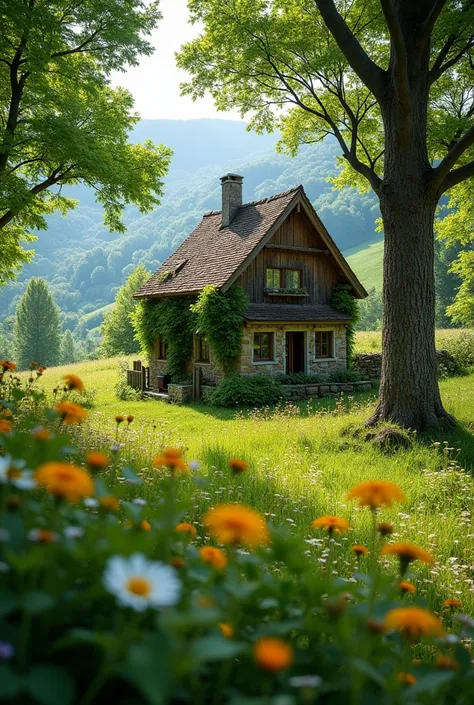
[0,119,380,323]
[346,240,384,291]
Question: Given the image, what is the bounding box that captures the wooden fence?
[126,360,150,392]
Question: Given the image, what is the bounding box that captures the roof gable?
[135,185,367,300]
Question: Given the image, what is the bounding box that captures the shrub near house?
[133,174,366,399]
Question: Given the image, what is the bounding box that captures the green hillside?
[346,239,384,291]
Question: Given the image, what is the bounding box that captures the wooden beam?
[265,244,329,254]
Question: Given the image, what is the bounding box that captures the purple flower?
[0,642,15,661]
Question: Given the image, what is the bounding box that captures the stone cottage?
[134,174,367,391]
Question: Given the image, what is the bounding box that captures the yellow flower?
[219,622,234,638]
[377,522,394,536]
[0,419,12,434]
[35,462,94,503]
[312,515,350,534]
[381,542,434,574]
[203,503,269,548]
[384,607,444,641]
[436,656,459,670]
[99,496,120,512]
[442,598,462,610]
[56,401,88,425]
[62,374,84,392]
[254,637,294,672]
[140,520,151,532]
[400,581,416,594]
[228,458,248,474]
[175,522,197,538]
[347,480,406,509]
[86,452,109,471]
[397,672,416,686]
[199,546,228,570]
[351,544,369,556]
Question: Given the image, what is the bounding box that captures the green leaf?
[21,591,55,615]
[0,664,21,698]
[120,634,171,705]
[405,670,454,698]
[190,636,246,663]
[0,589,18,617]
[23,665,75,705]
[352,658,386,688]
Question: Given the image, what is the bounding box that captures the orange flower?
[115,415,125,424]
[228,458,248,474]
[163,448,182,458]
[400,581,416,594]
[35,462,94,502]
[37,366,46,376]
[62,374,84,392]
[99,496,120,512]
[219,623,234,638]
[199,546,228,570]
[32,426,50,441]
[56,401,88,425]
[378,522,394,536]
[176,522,197,538]
[254,637,294,672]
[170,556,185,569]
[153,450,187,474]
[397,672,416,686]
[126,415,134,424]
[203,503,269,548]
[0,361,16,371]
[86,452,109,471]
[140,520,151,532]
[28,528,57,543]
[0,419,13,434]
[436,656,459,670]
[442,598,462,610]
[312,515,350,534]
[347,480,406,509]
[351,545,369,556]
[384,607,444,641]
[381,543,434,574]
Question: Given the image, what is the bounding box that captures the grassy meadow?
[30,347,474,615]
[355,328,474,354]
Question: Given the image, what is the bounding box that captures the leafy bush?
[209,374,283,407]
[1,363,474,705]
[327,368,363,383]
[67,388,97,409]
[170,374,193,385]
[115,376,143,401]
[438,329,474,371]
[275,372,323,384]
[330,283,359,365]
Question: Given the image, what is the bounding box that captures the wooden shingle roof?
[244,303,353,323]
[135,185,367,299]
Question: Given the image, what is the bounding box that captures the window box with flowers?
[264,287,309,296]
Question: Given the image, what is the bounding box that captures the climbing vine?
[132,297,197,377]
[330,284,359,366]
[191,285,249,374]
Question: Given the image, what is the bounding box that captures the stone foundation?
[281,380,373,400]
[167,384,193,405]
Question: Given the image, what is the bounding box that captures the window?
[285,269,301,288]
[315,331,333,359]
[253,332,274,361]
[157,338,167,360]
[266,268,281,288]
[197,334,210,363]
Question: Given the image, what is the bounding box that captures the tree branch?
[422,0,449,37]
[379,0,411,109]
[313,0,385,100]
[433,123,474,184]
[439,157,474,193]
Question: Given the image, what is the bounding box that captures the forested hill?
[0,119,380,326]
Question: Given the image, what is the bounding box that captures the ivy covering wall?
[330,284,359,366]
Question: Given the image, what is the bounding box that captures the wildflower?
[115,415,125,424]
[0,458,36,490]
[228,458,248,474]
[133,498,147,506]
[442,598,462,610]
[56,401,88,425]
[397,673,416,686]
[378,522,394,536]
[103,554,181,611]
[0,642,15,661]
[31,426,50,441]
[84,497,99,509]
[127,415,134,424]
[436,656,459,670]
[381,542,434,575]
[189,461,200,471]
[62,374,84,392]
[30,361,38,369]
[219,623,234,638]
[153,449,187,474]
[37,366,46,376]
[175,522,197,538]
[254,637,294,672]
[312,516,350,535]
[35,462,94,502]
[289,675,322,690]
[99,496,120,512]
[27,529,58,543]
[0,419,12,434]
[170,557,185,569]
[351,545,369,556]
[140,520,151,532]
[64,526,84,539]
[86,452,109,471]
[347,480,406,509]
[384,606,444,641]
[0,361,16,372]
[203,504,269,548]
[400,581,416,594]
[199,546,227,569]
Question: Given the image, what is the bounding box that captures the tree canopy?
[101,264,149,356]
[0,0,171,284]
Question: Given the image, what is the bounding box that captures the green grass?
[32,355,474,613]
[355,328,474,353]
[346,239,383,291]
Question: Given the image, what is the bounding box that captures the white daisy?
[0,457,35,490]
[103,554,181,612]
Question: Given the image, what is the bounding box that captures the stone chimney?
[220,173,243,227]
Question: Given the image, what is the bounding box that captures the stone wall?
[353,349,460,380]
[282,380,372,401]
[167,384,193,405]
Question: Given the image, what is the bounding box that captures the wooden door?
[286,332,305,374]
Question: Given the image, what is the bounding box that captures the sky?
[111,0,242,121]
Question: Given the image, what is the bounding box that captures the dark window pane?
[266,268,281,288]
[285,269,301,288]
